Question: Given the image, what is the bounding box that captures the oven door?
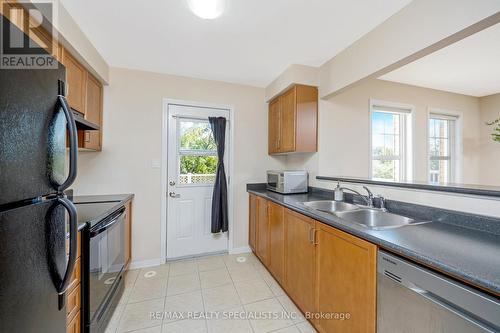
[89,207,126,324]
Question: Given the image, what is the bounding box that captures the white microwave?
[266,170,308,194]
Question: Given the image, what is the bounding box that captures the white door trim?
[161,98,235,263]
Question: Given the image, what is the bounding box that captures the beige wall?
[72,67,285,265]
[479,93,500,185]
[319,0,500,98]
[284,79,500,217]
[265,64,319,102]
[311,79,482,183]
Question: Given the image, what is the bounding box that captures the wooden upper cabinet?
[255,196,269,265]
[268,84,318,155]
[268,201,284,284]
[248,194,257,252]
[83,72,103,151]
[62,49,86,114]
[314,222,377,333]
[284,208,316,314]
[280,88,296,152]
[268,99,281,154]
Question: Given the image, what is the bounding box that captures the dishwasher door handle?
[407,283,498,333]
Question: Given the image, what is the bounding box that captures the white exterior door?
[166,103,229,259]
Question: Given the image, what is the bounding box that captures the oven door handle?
[90,208,126,237]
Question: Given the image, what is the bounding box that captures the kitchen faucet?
[338,185,375,207]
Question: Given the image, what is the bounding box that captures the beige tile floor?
[105,252,318,333]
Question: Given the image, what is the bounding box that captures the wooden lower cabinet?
[124,200,133,267]
[284,209,316,314]
[268,201,285,284]
[255,196,270,265]
[249,195,257,251]
[67,310,80,333]
[249,195,377,333]
[67,230,82,332]
[314,222,377,333]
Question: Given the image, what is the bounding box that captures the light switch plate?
[151,159,161,169]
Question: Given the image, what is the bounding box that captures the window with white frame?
[370,102,413,182]
[177,119,218,185]
[428,113,458,184]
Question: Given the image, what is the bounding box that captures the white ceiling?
[60,0,411,87]
[380,23,500,98]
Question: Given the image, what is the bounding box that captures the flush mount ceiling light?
[187,0,226,19]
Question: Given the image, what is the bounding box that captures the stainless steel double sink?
[302,200,430,230]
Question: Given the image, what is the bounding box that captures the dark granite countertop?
[72,194,134,231]
[247,185,500,296]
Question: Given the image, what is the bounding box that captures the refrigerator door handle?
[57,95,78,192]
[56,197,77,295]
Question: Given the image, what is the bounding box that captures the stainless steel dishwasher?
[377,250,500,333]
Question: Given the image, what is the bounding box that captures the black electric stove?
[74,200,126,333]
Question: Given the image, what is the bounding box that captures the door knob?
[169,181,176,186]
[169,192,180,198]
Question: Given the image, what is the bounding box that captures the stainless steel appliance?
[0,16,79,333]
[266,170,308,194]
[78,203,127,333]
[377,250,500,333]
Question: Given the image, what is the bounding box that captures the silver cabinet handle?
[169,192,180,198]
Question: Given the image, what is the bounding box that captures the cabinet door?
[280,87,296,152]
[314,222,376,333]
[284,209,315,314]
[83,72,103,150]
[66,310,80,333]
[255,196,269,265]
[62,49,86,114]
[295,85,318,152]
[268,201,284,283]
[249,195,257,252]
[268,98,281,154]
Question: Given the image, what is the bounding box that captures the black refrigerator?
[0,17,79,333]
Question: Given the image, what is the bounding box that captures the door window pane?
[179,155,218,185]
[177,119,218,185]
[179,120,216,151]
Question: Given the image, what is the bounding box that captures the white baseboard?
[128,258,163,270]
[129,247,251,269]
[229,246,252,255]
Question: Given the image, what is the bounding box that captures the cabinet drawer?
[66,283,80,321]
[67,310,80,333]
